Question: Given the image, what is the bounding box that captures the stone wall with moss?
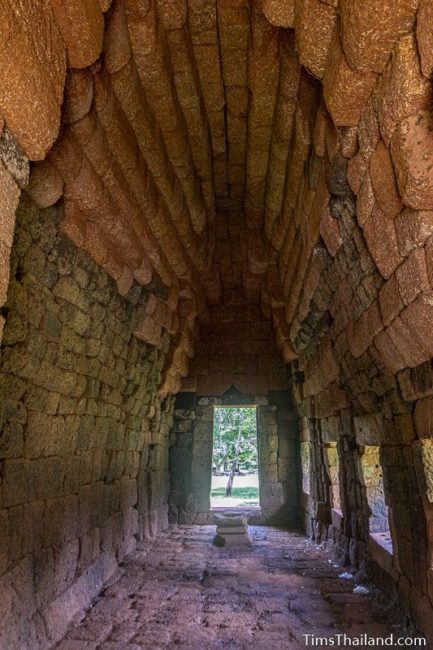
[0,195,174,648]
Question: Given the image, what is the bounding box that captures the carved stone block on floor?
[213,512,252,547]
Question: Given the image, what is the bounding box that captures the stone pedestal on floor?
[213,513,252,547]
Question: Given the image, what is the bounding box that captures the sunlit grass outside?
[211,486,259,505]
[210,473,260,508]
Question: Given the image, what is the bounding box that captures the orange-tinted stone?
[387,315,428,368]
[157,0,187,29]
[356,173,375,227]
[395,209,433,257]
[340,127,358,159]
[104,0,133,73]
[320,203,342,257]
[340,0,418,73]
[379,272,403,327]
[63,69,94,124]
[0,1,66,159]
[347,152,367,195]
[369,140,404,219]
[374,329,407,374]
[48,131,83,185]
[358,97,380,160]
[400,293,433,358]
[391,110,433,211]
[0,162,20,305]
[396,248,430,306]
[417,0,433,78]
[294,0,336,79]
[50,0,104,69]
[323,32,377,127]
[263,0,294,27]
[363,204,402,279]
[374,34,431,145]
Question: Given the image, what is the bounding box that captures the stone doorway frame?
[169,388,301,525]
[210,403,261,513]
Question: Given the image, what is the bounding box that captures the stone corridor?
[57,525,397,650]
[1,0,433,648]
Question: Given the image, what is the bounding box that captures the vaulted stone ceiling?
[1,0,432,399]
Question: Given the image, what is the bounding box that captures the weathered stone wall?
[186,308,289,396]
[0,195,174,648]
[288,142,433,642]
[169,390,300,526]
[0,128,29,343]
[1,0,433,645]
[183,207,291,397]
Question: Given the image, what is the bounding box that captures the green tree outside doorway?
[212,407,259,503]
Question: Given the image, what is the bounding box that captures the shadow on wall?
[169,387,302,526]
[0,196,174,647]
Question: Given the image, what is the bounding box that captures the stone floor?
[57,526,400,650]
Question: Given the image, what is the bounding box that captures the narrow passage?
[58,527,398,650]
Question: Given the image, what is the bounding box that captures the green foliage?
[212,407,258,472]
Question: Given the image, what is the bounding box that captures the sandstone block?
[363,205,402,279]
[48,132,83,185]
[104,0,132,73]
[356,174,375,227]
[320,202,342,257]
[340,0,418,73]
[395,209,433,257]
[157,0,187,29]
[413,440,433,503]
[375,35,431,145]
[323,32,377,126]
[347,151,368,195]
[391,110,433,211]
[0,1,66,159]
[262,0,294,27]
[417,0,433,78]
[400,293,433,358]
[369,140,403,219]
[354,413,383,446]
[387,315,428,369]
[358,97,380,160]
[379,274,403,327]
[0,164,20,305]
[26,411,77,458]
[50,0,104,69]
[62,70,94,125]
[374,329,406,374]
[294,0,336,79]
[395,248,430,306]
[414,398,433,440]
[26,161,64,209]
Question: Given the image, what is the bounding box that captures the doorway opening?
[210,406,260,510]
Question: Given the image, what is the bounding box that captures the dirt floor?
[57,526,403,650]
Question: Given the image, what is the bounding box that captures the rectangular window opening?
[324,442,342,515]
[210,406,260,511]
[359,445,393,555]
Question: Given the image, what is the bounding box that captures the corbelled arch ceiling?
[1,0,432,401]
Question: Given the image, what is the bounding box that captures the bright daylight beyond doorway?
[210,406,260,509]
